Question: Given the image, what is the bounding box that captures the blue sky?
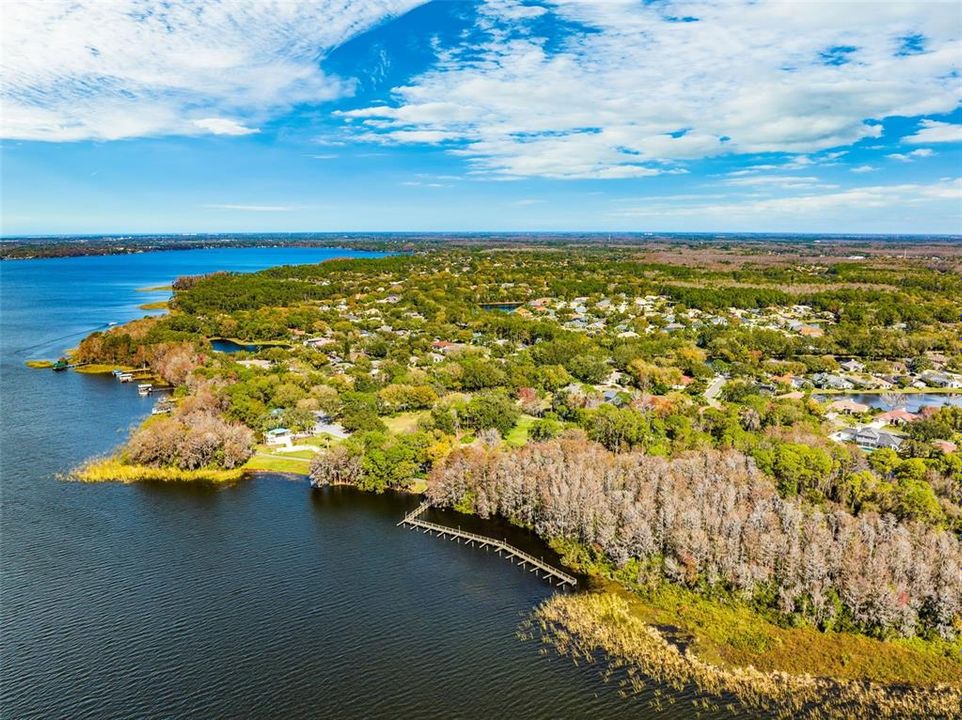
[2,0,961,235]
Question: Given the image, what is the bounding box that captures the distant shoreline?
[2,232,961,261]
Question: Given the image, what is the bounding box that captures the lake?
[0,247,730,719]
[814,392,962,412]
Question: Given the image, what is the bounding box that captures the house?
[853,427,902,450]
[266,428,293,447]
[921,371,962,389]
[839,359,865,373]
[602,389,625,406]
[304,336,335,349]
[932,439,958,454]
[797,324,824,338]
[812,373,855,391]
[431,340,466,354]
[875,409,919,426]
[827,399,870,415]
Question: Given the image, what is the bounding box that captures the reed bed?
[530,592,961,719]
[71,457,245,484]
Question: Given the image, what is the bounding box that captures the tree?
[461,391,520,436]
[586,405,649,452]
[309,445,363,487]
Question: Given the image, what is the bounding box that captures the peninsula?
[58,239,962,717]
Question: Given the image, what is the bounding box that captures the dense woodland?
[71,245,962,641]
[428,438,960,639]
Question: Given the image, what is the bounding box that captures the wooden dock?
[398,501,577,588]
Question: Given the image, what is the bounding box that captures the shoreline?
[532,591,962,719]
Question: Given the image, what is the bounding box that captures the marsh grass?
[72,457,245,484]
[531,592,962,719]
[25,359,54,368]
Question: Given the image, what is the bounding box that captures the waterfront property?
[265,428,293,447]
[832,426,903,451]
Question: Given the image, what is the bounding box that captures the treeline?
[125,381,254,470]
[427,438,961,639]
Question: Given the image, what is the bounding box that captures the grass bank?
[25,359,54,368]
[73,363,134,374]
[532,591,961,719]
[139,300,169,311]
[136,284,172,292]
[72,457,245,484]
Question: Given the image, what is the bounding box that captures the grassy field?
[243,449,312,474]
[73,458,245,483]
[74,363,134,374]
[384,411,425,434]
[505,415,537,447]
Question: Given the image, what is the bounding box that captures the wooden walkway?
[398,502,577,588]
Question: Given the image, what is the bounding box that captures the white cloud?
[725,175,833,189]
[611,177,962,218]
[346,0,962,178]
[203,203,296,211]
[193,118,259,136]
[850,165,876,173]
[2,0,422,141]
[886,148,935,161]
[904,119,962,144]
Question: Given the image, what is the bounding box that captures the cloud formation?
[2,0,421,141]
[905,119,962,144]
[611,177,962,219]
[345,0,961,178]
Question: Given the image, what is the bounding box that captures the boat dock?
[398,502,577,588]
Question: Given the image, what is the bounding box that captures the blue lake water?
[0,247,730,719]
[814,393,962,412]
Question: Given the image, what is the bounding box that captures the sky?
[2,0,961,236]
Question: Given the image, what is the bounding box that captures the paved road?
[704,375,726,408]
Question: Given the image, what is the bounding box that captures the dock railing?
[398,501,577,587]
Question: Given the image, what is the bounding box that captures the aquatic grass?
[138,300,169,311]
[531,592,962,719]
[72,457,245,484]
[25,359,54,368]
[552,541,962,686]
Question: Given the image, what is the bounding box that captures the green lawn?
[505,414,538,447]
[299,436,334,448]
[384,411,425,435]
[243,452,311,474]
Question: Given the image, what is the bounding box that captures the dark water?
[210,338,263,353]
[1,248,730,719]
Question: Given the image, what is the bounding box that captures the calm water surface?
[814,392,962,412]
[1,248,733,719]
